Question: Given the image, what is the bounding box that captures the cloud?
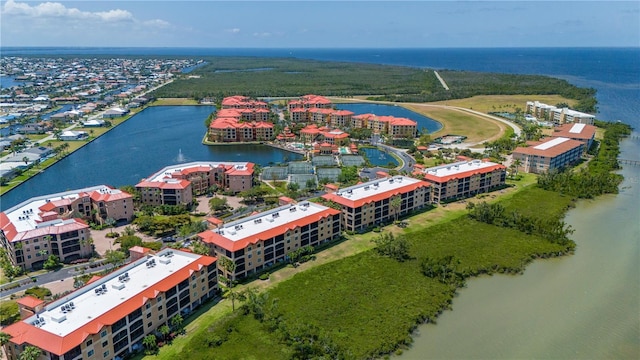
[225,28,241,33]
[2,0,167,25]
[253,32,272,38]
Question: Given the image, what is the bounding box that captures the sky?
[1,0,639,48]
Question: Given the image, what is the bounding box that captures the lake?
[0,106,302,209]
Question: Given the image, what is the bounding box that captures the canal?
[1,106,302,209]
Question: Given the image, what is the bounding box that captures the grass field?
[152,184,576,359]
[430,94,577,114]
[404,105,504,142]
[151,98,200,106]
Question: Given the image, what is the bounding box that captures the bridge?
[619,159,640,166]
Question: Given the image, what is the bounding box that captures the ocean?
[2,47,639,358]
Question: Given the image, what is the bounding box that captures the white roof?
[534,137,570,150]
[423,160,501,177]
[213,201,330,242]
[569,123,586,134]
[3,185,124,233]
[27,249,202,336]
[334,176,423,202]
[146,161,251,182]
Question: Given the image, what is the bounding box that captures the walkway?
[433,71,450,91]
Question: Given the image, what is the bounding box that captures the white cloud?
[2,0,166,25]
[225,28,241,33]
[253,32,272,38]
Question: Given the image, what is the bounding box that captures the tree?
[159,325,171,341]
[0,302,20,326]
[22,156,30,165]
[105,217,116,233]
[390,196,402,222]
[191,241,210,256]
[142,334,158,355]
[170,314,184,334]
[117,235,143,253]
[43,254,61,270]
[371,233,411,262]
[104,249,126,269]
[0,331,11,358]
[287,182,300,192]
[208,196,228,213]
[305,178,317,190]
[512,159,522,178]
[18,345,42,360]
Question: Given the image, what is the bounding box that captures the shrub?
[258,273,270,281]
[0,301,20,325]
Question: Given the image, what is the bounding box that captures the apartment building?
[136,162,255,205]
[221,95,268,110]
[351,114,417,139]
[322,176,431,232]
[0,185,133,270]
[512,137,585,174]
[419,160,507,203]
[526,101,595,125]
[550,123,596,151]
[198,201,341,281]
[2,249,218,360]
[208,108,274,142]
[287,94,332,112]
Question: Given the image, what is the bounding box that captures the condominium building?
[351,114,417,138]
[287,94,332,112]
[322,176,431,232]
[526,101,595,125]
[198,201,341,280]
[512,137,585,174]
[419,160,507,203]
[0,185,133,270]
[550,123,596,151]
[2,249,218,360]
[136,162,255,205]
[221,95,268,110]
[208,108,274,142]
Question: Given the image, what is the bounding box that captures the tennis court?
[312,155,337,167]
[261,166,289,181]
[288,161,315,174]
[288,174,318,189]
[316,167,341,183]
[341,155,366,167]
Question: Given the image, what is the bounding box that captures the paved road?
[377,143,416,173]
[0,261,109,298]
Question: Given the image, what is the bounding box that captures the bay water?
[1,48,638,357]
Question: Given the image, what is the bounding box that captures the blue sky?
[1,0,638,48]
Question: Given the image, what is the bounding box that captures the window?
[103,351,109,358]
[157,296,162,302]
[88,350,94,357]
[158,305,163,310]
[101,330,107,337]
[147,322,152,328]
[159,315,163,320]
[102,341,108,347]
[145,303,151,310]
[86,339,93,347]
[146,313,151,318]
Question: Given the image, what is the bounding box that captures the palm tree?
[169,314,184,334]
[142,334,157,355]
[512,159,522,177]
[390,196,402,222]
[0,332,11,358]
[219,257,236,287]
[159,324,171,341]
[105,217,116,234]
[18,345,42,360]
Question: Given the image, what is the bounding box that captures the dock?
[619,159,640,166]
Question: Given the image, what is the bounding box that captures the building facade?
[526,101,595,125]
[419,160,507,203]
[198,201,341,281]
[0,186,133,270]
[2,249,218,360]
[512,137,585,174]
[136,162,255,206]
[321,176,431,232]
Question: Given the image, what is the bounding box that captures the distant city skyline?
[1,0,639,48]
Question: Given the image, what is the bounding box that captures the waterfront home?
[59,130,89,141]
[417,159,507,203]
[351,114,418,139]
[82,119,106,127]
[1,248,218,360]
[322,176,432,232]
[17,123,46,135]
[550,123,596,151]
[512,137,585,174]
[102,107,128,119]
[136,162,255,206]
[208,109,274,142]
[23,146,55,159]
[198,201,341,281]
[0,185,134,270]
[526,101,595,125]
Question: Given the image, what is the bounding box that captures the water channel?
[402,137,640,359]
[1,105,302,209]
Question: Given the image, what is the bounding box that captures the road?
[0,261,109,298]
[377,143,416,173]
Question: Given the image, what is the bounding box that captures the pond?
[359,147,399,167]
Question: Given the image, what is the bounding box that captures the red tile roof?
[16,296,44,309]
[513,138,584,158]
[3,252,217,356]
[199,208,340,252]
[322,181,430,208]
